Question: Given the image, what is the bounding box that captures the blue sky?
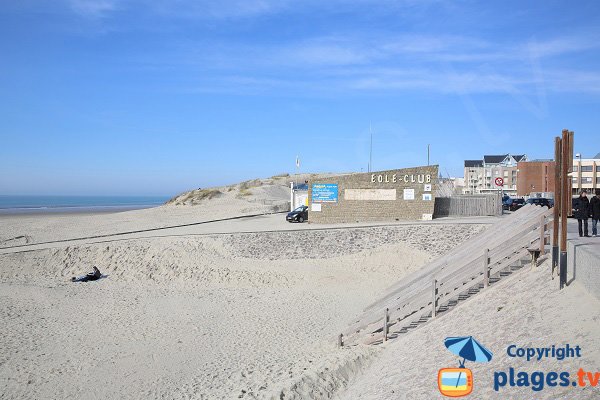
[1,0,599,196]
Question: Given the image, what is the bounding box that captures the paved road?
[0,213,501,255]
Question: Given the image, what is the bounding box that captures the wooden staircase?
[341,205,552,346]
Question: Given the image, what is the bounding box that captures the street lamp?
[575,153,582,193]
[368,122,373,173]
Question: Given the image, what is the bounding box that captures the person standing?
[574,190,591,237]
[590,189,600,237]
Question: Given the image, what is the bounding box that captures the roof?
[595,152,600,159]
[464,160,483,167]
[483,155,508,164]
[513,154,527,162]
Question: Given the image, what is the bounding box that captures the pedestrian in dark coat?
[574,191,590,237]
[590,189,600,236]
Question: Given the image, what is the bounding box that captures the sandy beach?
[1,180,598,399]
[0,184,488,399]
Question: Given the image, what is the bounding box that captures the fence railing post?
[383,308,389,342]
[338,333,343,347]
[432,279,438,318]
[483,248,489,288]
[539,215,546,255]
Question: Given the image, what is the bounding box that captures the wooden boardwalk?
[341,204,552,346]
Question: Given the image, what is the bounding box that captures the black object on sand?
[71,266,102,282]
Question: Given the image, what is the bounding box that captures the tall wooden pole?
[559,129,572,289]
[552,137,561,275]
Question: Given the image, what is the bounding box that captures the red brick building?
[517,160,555,196]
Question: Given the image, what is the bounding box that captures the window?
[581,166,593,172]
[573,177,578,183]
[582,177,593,183]
[573,166,578,172]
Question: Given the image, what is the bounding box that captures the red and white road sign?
[495,177,504,187]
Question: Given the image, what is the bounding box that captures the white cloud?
[150,0,283,19]
[68,0,118,17]
[524,36,600,58]
[61,0,444,20]
[55,2,600,96]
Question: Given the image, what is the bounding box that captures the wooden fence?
[434,193,502,217]
[341,204,552,346]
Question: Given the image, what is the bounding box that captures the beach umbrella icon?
[444,336,493,388]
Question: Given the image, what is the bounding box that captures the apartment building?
[463,154,527,195]
[516,160,555,196]
[573,152,600,194]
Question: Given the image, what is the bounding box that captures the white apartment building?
[463,154,527,195]
[572,152,600,194]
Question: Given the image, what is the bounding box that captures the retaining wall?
[568,239,600,300]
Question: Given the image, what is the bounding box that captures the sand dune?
[0,217,484,399]
[0,173,339,248]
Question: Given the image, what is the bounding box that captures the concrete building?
[463,154,527,195]
[308,165,438,223]
[516,160,555,197]
[572,153,600,195]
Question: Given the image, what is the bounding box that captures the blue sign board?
[312,184,338,203]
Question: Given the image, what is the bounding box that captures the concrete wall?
[568,240,600,301]
[308,165,438,223]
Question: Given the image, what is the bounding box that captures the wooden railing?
[342,204,553,346]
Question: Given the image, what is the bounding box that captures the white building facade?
[463,154,527,195]
[572,152,600,194]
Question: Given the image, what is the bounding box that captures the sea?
[0,195,170,215]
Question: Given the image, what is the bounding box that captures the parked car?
[502,196,512,211]
[286,205,308,223]
[509,198,525,211]
[502,197,525,211]
[526,198,553,208]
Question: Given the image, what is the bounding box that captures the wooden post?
[539,215,546,255]
[383,308,389,342]
[483,248,489,288]
[432,279,438,318]
[559,129,572,289]
[338,333,343,347]
[552,136,561,276]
